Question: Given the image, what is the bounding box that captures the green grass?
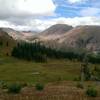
[0,57,82,84]
[0,57,100,100]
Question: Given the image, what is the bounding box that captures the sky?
[0,0,100,31]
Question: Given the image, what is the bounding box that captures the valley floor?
[0,57,100,100]
[0,57,82,84]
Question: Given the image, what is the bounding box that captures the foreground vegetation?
[0,81,99,100]
[0,56,99,84]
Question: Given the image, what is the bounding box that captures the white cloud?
[0,20,14,28]
[0,0,56,18]
[0,0,56,31]
[67,0,83,3]
[41,17,100,28]
[1,16,100,31]
[80,7,100,16]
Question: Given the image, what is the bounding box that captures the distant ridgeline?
[11,42,100,63]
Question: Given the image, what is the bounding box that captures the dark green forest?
[11,42,100,64]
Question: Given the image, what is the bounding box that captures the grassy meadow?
[0,57,100,100]
[0,57,82,84]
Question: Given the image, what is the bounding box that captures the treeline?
[11,42,85,62]
[87,53,100,64]
[11,42,100,63]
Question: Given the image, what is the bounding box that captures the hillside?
[40,24,73,35]
[0,29,17,56]
[57,25,100,51]
[33,25,100,52]
[35,24,73,41]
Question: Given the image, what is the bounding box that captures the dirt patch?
[0,81,100,100]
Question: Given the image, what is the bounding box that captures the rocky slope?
[33,25,100,52]
[0,29,16,56]
[0,28,36,41]
[0,28,24,40]
[57,25,100,51]
[35,24,73,41]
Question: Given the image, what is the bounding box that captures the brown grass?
[0,81,99,100]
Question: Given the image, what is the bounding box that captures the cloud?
[80,7,100,16]
[0,0,56,30]
[0,16,100,31]
[0,0,56,21]
[67,0,84,4]
[1,16,99,31]
[41,17,100,28]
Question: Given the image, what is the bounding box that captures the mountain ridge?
[33,24,100,52]
[1,24,100,53]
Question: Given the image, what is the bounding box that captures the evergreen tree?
[0,41,3,46]
[81,54,91,82]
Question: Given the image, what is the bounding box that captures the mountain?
[1,25,100,54]
[0,28,37,41]
[35,24,73,41]
[0,28,24,40]
[22,31,38,42]
[0,28,16,56]
[57,25,100,52]
[33,25,100,52]
[0,27,40,55]
[40,24,73,35]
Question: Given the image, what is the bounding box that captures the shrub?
[86,87,98,97]
[35,83,44,91]
[0,80,8,89]
[8,83,22,93]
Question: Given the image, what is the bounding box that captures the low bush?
[0,80,8,89]
[8,83,22,93]
[35,83,44,91]
[86,86,98,97]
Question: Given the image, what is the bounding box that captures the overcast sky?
[0,0,100,31]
